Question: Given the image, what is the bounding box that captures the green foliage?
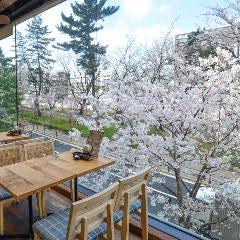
[0,48,12,69]
[0,47,16,121]
[57,0,119,96]
[0,74,16,114]
[185,28,217,64]
[19,109,85,132]
[18,16,55,116]
[198,48,217,58]
[19,110,116,138]
[187,28,205,47]
[102,125,117,139]
[0,120,13,131]
[25,16,55,74]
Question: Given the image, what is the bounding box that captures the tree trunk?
[68,112,72,124]
[79,98,87,115]
[79,104,84,115]
[91,72,96,97]
[34,95,41,117]
[48,106,54,120]
[175,168,185,226]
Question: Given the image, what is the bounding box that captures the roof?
[0,0,66,40]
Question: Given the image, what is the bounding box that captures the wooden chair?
[0,142,16,149]
[33,182,119,240]
[23,140,54,218]
[24,140,78,218]
[0,145,24,234]
[0,145,24,166]
[24,140,54,160]
[24,141,76,217]
[0,138,45,161]
[114,167,151,240]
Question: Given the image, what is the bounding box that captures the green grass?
[0,119,15,131]
[19,110,116,139]
[102,125,117,139]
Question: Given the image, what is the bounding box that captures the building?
[175,26,240,59]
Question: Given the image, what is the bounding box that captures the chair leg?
[141,184,148,240]
[34,232,41,240]
[121,194,130,240]
[106,204,114,240]
[122,212,129,240]
[81,217,88,240]
[0,202,3,235]
[141,208,148,240]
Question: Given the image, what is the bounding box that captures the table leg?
[74,178,78,201]
[28,196,33,239]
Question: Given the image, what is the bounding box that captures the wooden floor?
[3,191,142,240]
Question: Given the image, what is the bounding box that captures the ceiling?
[0,0,66,40]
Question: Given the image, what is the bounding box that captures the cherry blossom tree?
[57,53,94,115]
[74,42,240,236]
[42,72,69,119]
[62,96,78,124]
[206,0,240,59]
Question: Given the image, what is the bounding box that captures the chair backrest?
[0,142,16,149]
[114,167,151,211]
[24,140,55,160]
[0,145,24,167]
[67,182,119,240]
[0,137,44,149]
[14,137,45,146]
[86,130,103,157]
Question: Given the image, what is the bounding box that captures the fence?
[25,122,86,147]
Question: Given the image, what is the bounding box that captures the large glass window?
[7,1,240,240]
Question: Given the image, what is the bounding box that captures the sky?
[0,0,227,69]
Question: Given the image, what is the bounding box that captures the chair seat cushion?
[0,187,11,200]
[33,208,108,240]
[113,200,142,223]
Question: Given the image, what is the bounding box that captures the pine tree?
[57,0,119,97]
[0,48,16,120]
[0,48,12,70]
[185,28,217,64]
[25,16,55,116]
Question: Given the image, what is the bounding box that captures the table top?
[0,152,115,200]
[0,132,29,143]
[58,151,114,176]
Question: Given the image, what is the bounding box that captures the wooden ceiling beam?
[0,0,66,40]
[0,0,18,12]
[0,14,10,24]
[12,0,66,26]
[0,23,13,40]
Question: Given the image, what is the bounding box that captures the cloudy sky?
[0,0,226,65]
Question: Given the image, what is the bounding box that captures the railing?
[25,122,86,146]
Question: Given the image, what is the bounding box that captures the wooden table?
[58,151,115,200]
[0,152,115,238]
[0,132,29,144]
